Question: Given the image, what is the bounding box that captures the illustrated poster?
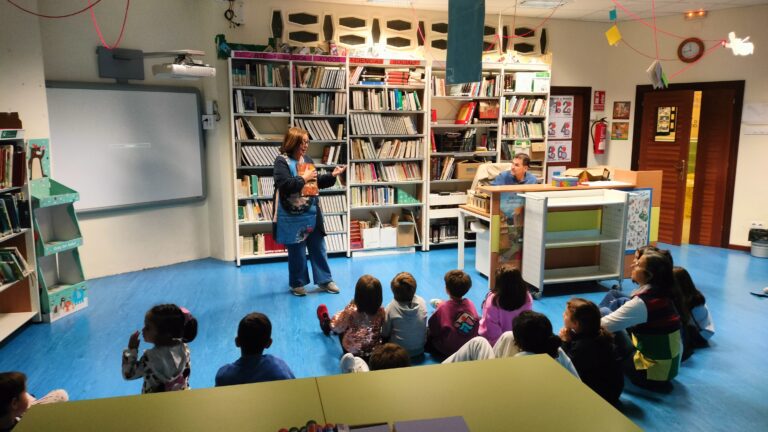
[625,189,652,252]
[547,140,572,163]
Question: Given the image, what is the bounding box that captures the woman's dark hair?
[673,266,706,308]
[146,304,197,344]
[368,343,411,371]
[492,265,528,311]
[391,272,417,303]
[0,372,26,416]
[280,127,308,157]
[643,252,690,324]
[354,275,383,316]
[512,311,561,358]
[636,245,673,266]
[566,298,612,341]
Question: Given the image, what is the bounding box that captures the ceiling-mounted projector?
[146,49,216,80]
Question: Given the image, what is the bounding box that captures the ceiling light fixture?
[684,9,707,20]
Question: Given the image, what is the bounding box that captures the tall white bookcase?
[521,189,629,297]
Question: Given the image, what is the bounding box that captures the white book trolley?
[521,189,629,297]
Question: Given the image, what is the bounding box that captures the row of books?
[0,193,24,236]
[326,233,347,252]
[350,138,422,160]
[234,118,283,142]
[351,162,422,183]
[234,90,257,113]
[294,118,344,141]
[501,120,545,139]
[349,114,418,136]
[503,96,547,117]
[0,246,32,285]
[349,220,363,249]
[318,194,347,213]
[350,186,419,207]
[350,89,422,112]
[430,222,460,243]
[0,144,26,189]
[324,214,347,233]
[238,175,275,198]
[294,92,347,115]
[293,65,346,89]
[349,67,425,85]
[503,72,551,93]
[430,157,457,181]
[432,76,500,97]
[239,233,286,256]
[320,144,344,165]
[240,145,280,167]
[237,199,274,222]
[232,63,289,87]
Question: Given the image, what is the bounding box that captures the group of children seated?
[0,245,714,430]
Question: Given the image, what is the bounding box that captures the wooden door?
[550,87,590,169]
[637,90,695,245]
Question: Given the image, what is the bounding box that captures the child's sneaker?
[316,304,332,335]
[429,298,442,309]
[339,353,369,373]
[290,286,307,296]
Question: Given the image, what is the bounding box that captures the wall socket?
[750,221,766,229]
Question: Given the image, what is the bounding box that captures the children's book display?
[28,139,88,322]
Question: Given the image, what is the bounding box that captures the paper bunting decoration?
[725,32,754,56]
[609,8,617,21]
[646,60,668,89]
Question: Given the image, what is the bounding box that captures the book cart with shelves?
[0,129,40,341]
[229,52,349,265]
[346,58,428,256]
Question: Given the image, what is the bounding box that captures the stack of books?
[349,220,363,249]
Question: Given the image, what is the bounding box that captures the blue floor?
[1,245,767,430]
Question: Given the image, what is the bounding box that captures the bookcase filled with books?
[426,62,503,249]
[346,58,428,255]
[230,52,351,264]
[499,65,551,179]
[0,129,39,342]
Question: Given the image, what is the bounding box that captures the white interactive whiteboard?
[46,82,206,212]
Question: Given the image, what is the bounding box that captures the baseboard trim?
[728,244,750,252]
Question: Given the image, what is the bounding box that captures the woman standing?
[273,127,346,296]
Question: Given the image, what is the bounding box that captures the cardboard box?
[397,224,415,246]
[563,167,611,182]
[531,142,546,152]
[380,226,397,248]
[362,227,380,249]
[455,161,482,180]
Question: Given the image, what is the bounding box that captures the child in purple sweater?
[426,270,480,358]
[478,265,533,346]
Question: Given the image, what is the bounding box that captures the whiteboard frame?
[45,81,207,213]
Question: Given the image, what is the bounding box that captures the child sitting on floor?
[318,274,386,361]
[426,270,480,358]
[478,265,533,346]
[0,372,68,431]
[443,311,579,378]
[673,266,715,347]
[215,312,295,387]
[340,343,412,373]
[559,298,624,405]
[122,304,197,394]
[382,272,427,358]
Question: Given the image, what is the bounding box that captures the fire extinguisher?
[591,117,608,155]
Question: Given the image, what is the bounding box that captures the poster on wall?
[547,165,567,184]
[593,90,606,111]
[548,118,572,139]
[547,140,572,162]
[548,96,573,139]
[655,106,677,141]
[613,101,631,119]
[625,189,652,252]
[549,96,574,118]
[496,192,526,270]
[611,122,629,140]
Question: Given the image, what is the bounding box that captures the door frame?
[631,81,745,248]
[550,86,591,166]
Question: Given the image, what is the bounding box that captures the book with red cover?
[455,101,477,125]
[298,163,319,196]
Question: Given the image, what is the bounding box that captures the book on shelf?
[478,101,499,119]
[0,246,32,279]
[298,163,319,196]
[455,102,477,125]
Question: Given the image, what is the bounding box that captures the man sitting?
[491,154,539,185]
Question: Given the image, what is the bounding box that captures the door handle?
[676,159,686,181]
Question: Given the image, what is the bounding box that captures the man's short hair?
[391,272,417,303]
[238,312,271,353]
[444,270,472,298]
[513,153,531,167]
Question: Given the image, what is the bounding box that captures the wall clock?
[677,37,705,63]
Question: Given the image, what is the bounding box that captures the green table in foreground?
[15,376,324,432]
[316,355,640,432]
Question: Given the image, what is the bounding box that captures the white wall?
[2,1,765,280]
